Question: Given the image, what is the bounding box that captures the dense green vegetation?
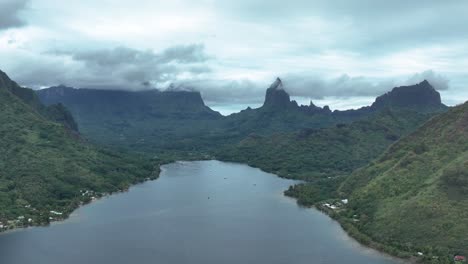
[4,67,465,263]
[0,71,78,131]
[336,102,468,262]
[214,109,437,213]
[36,86,225,153]
[0,71,157,230]
[36,79,447,157]
[284,177,342,206]
[217,110,431,176]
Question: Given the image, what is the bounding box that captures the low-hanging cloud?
[175,70,451,105]
[19,44,212,89]
[0,0,29,30]
[405,70,449,91]
[65,44,209,67]
[280,70,450,100]
[8,41,450,105]
[282,74,394,99]
[174,79,264,104]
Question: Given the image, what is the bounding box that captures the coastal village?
[0,176,154,233]
[0,189,103,232]
[318,198,467,263]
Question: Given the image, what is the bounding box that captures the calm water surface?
[0,160,401,264]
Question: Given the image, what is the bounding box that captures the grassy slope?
[0,77,156,228]
[339,102,468,261]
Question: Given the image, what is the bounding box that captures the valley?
[0,69,466,263]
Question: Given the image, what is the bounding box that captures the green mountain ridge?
[215,108,440,211]
[0,71,154,229]
[216,109,434,181]
[0,70,78,131]
[3,68,464,263]
[36,85,224,152]
[338,101,468,260]
[35,78,447,153]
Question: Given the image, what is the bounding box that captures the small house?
[454,255,466,263]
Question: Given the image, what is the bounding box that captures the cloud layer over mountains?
[0,0,467,107]
[42,44,211,89]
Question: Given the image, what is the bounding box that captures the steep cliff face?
[37,86,221,119]
[262,78,298,110]
[34,76,449,152]
[261,78,446,115]
[371,80,446,111]
[0,71,78,131]
[36,85,223,152]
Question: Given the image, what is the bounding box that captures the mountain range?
[2,68,466,263]
[0,70,154,228]
[36,77,447,152]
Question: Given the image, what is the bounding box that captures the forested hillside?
[0,70,155,230]
[338,102,468,261]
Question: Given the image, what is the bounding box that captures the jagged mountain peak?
[0,69,20,92]
[419,79,430,86]
[263,77,293,109]
[36,84,222,120]
[371,80,446,111]
[269,77,284,90]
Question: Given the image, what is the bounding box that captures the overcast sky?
[1,0,467,113]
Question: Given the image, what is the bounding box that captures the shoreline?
[0,160,418,263]
[310,205,417,264]
[218,160,419,263]
[0,172,162,236]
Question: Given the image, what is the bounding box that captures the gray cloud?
[160,44,210,63]
[0,0,28,30]
[1,0,466,109]
[175,79,264,104]
[282,70,450,99]
[6,41,452,105]
[405,70,449,91]
[177,70,450,105]
[64,44,209,67]
[282,75,393,99]
[17,44,212,89]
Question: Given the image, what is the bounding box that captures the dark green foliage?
[0,72,155,229]
[441,162,468,194]
[34,79,447,156]
[285,177,342,206]
[0,71,79,132]
[339,102,468,260]
[216,110,433,181]
[3,68,462,264]
[36,86,224,152]
[43,103,79,131]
